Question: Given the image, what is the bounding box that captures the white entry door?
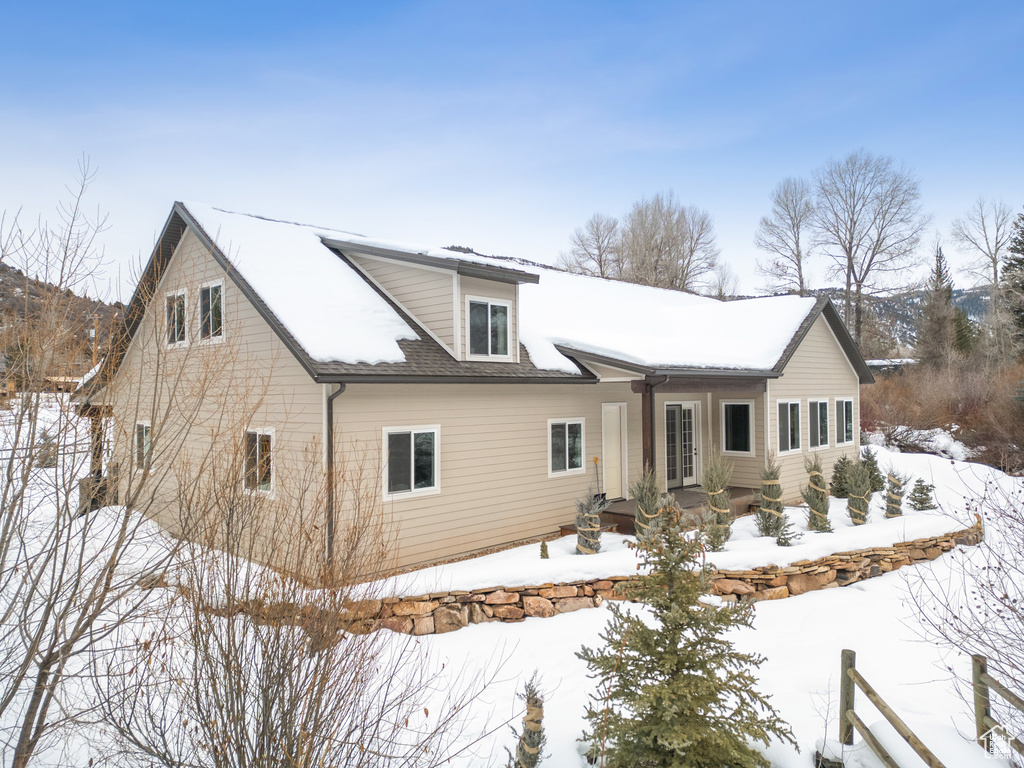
[665,403,699,488]
[601,403,627,500]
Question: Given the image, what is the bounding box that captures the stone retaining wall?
[343,516,983,636]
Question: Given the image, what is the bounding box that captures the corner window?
[199,284,223,340]
[384,426,439,497]
[778,401,801,453]
[722,401,754,456]
[809,400,829,448]
[244,430,273,493]
[836,399,855,445]
[549,419,584,475]
[166,292,186,345]
[135,422,151,472]
[468,299,509,357]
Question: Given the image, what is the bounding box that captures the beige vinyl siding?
[107,227,325,560]
[709,391,765,488]
[348,254,456,351]
[768,315,861,502]
[335,382,643,567]
[459,275,518,361]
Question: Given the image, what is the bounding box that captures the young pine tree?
[576,489,609,555]
[755,452,796,546]
[909,479,938,511]
[846,461,872,525]
[702,451,734,550]
[506,673,546,768]
[802,454,832,532]
[576,510,796,767]
[861,447,885,493]
[829,455,853,498]
[884,469,910,518]
[630,467,665,543]
[539,540,549,559]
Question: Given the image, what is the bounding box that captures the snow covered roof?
[87,201,870,391]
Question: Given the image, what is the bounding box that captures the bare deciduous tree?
[556,213,619,278]
[812,150,928,344]
[618,192,719,292]
[708,261,739,301]
[950,197,1013,294]
[754,177,814,296]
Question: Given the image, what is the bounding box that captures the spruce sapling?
[829,454,852,498]
[755,452,796,546]
[576,508,797,767]
[539,540,549,559]
[702,451,734,549]
[861,447,885,493]
[575,488,609,555]
[505,672,546,768]
[846,461,872,525]
[884,469,910,518]
[909,479,937,511]
[801,454,832,532]
[629,467,665,542]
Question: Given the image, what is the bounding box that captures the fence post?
[973,654,991,752]
[840,649,856,745]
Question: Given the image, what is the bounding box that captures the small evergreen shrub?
[802,453,832,532]
[539,540,549,559]
[830,454,853,498]
[576,508,796,767]
[884,469,910,518]
[630,467,665,542]
[909,479,937,511]
[846,461,872,525]
[697,507,731,552]
[575,488,609,555]
[755,452,796,546]
[702,451,734,549]
[505,672,546,768]
[35,429,58,469]
[861,447,885,493]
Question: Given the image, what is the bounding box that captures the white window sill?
[723,449,755,458]
[383,486,441,503]
[548,467,587,479]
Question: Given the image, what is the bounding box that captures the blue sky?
[1,1,1021,299]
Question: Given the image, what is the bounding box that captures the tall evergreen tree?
[917,242,956,367]
[577,509,796,767]
[1002,207,1024,351]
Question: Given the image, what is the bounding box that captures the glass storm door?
[665,404,697,488]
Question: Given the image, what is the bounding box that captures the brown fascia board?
[315,373,597,385]
[771,295,875,385]
[320,237,540,285]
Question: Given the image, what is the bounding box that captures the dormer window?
[468,299,509,357]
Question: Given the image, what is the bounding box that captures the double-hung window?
[468,299,509,357]
[244,430,273,493]
[721,401,754,456]
[809,400,829,449]
[549,419,584,475]
[385,426,439,497]
[199,284,223,340]
[778,401,801,453]
[836,399,855,445]
[166,292,186,345]
[135,422,151,472]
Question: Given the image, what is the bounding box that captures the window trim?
[465,295,512,361]
[808,398,830,449]
[777,400,802,455]
[243,427,275,495]
[198,281,225,344]
[836,398,856,446]
[720,399,756,458]
[382,424,441,501]
[165,290,187,347]
[547,417,586,478]
[135,421,151,474]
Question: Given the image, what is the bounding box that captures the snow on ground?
[865,426,976,462]
[412,447,1020,767]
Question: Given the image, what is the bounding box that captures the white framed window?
[548,418,585,477]
[467,297,510,358]
[135,422,151,473]
[165,291,186,346]
[199,283,224,341]
[721,400,755,457]
[777,401,801,454]
[809,399,829,449]
[383,425,440,499]
[836,399,855,445]
[244,428,274,493]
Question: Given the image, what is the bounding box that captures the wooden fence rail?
[973,654,1024,757]
[839,648,948,768]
